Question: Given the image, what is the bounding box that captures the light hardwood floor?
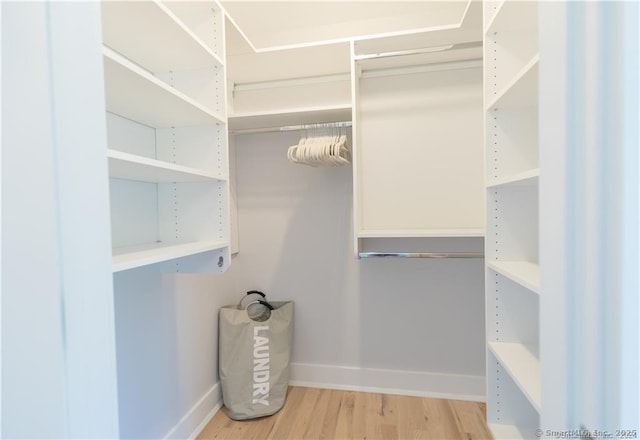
[197,386,493,440]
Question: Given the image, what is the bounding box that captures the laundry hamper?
[218,300,294,420]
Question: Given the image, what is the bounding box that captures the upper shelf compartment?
[484,0,538,36]
[486,54,538,110]
[101,0,223,73]
[103,47,225,128]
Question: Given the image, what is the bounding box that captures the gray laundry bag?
[218,301,294,420]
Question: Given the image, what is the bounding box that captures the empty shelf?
[229,105,352,133]
[486,54,539,110]
[107,150,225,183]
[488,423,527,440]
[101,1,222,73]
[103,47,224,128]
[487,168,539,188]
[488,342,540,412]
[113,240,228,272]
[487,261,540,293]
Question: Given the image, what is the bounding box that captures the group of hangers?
[287,124,351,167]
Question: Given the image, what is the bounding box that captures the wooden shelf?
[484,0,537,35]
[488,342,541,412]
[228,105,352,133]
[487,168,539,188]
[107,150,225,183]
[358,229,485,238]
[103,47,224,128]
[486,54,539,110]
[487,261,540,293]
[101,1,222,73]
[113,240,228,272]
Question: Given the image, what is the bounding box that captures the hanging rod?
[358,252,484,259]
[230,121,352,136]
[234,73,350,93]
[353,41,483,62]
[360,58,483,79]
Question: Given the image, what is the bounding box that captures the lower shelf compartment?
[487,260,540,293]
[489,423,527,440]
[112,240,228,272]
[488,342,540,411]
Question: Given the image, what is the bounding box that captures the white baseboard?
[163,382,223,440]
[289,362,486,402]
[162,364,483,439]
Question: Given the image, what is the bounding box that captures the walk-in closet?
[2,1,638,439]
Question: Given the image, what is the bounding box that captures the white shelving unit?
[101,1,230,273]
[228,105,352,134]
[487,260,540,294]
[103,48,224,128]
[352,17,485,255]
[225,20,352,131]
[107,150,225,183]
[101,1,223,72]
[112,240,229,273]
[488,342,541,410]
[484,1,540,437]
[487,168,539,188]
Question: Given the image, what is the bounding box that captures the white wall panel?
[2,2,119,437]
[357,67,484,235]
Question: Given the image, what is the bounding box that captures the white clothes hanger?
[286,124,351,167]
[287,125,351,167]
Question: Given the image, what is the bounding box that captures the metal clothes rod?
[358,252,484,259]
[230,121,352,136]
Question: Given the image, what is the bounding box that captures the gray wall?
[114,264,239,438]
[113,130,486,438]
[233,131,486,376]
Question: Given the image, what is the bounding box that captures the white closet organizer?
[351,13,485,255]
[225,21,352,132]
[101,1,230,273]
[484,1,540,438]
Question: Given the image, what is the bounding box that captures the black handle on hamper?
[258,300,274,310]
[246,290,266,298]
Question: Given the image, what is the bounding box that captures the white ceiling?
[223,1,482,85]
[221,1,473,53]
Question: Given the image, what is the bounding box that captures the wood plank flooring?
[197,386,492,440]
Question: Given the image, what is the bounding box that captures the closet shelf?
[101,1,223,73]
[358,228,485,238]
[484,0,538,36]
[228,105,352,133]
[487,261,540,293]
[486,54,539,110]
[488,423,527,440]
[107,150,226,183]
[113,240,228,272]
[103,47,225,128]
[487,168,539,188]
[488,342,541,412]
